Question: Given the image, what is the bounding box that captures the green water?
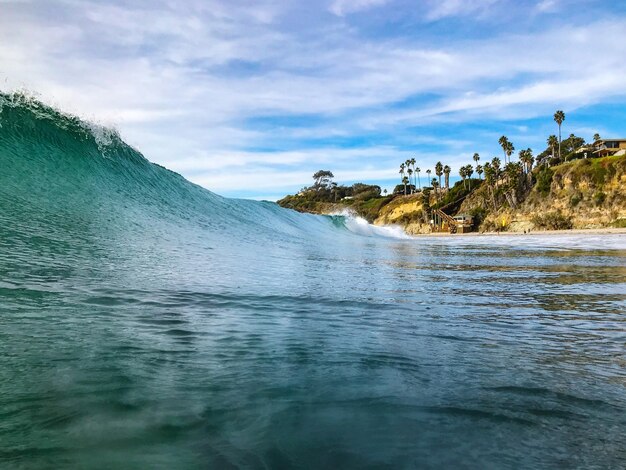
[1,93,625,468]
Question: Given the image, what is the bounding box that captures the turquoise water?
[1,93,626,468]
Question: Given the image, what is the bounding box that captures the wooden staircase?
[432,209,459,233]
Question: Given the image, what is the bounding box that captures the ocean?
[1,93,625,468]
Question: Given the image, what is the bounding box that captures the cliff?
[459,155,626,231]
[278,155,626,234]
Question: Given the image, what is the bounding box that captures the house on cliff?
[592,138,626,157]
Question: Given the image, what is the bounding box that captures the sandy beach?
[411,227,626,237]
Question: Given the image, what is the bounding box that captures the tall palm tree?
[491,157,501,185]
[435,161,443,196]
[499,136,510,163]
[407,168,414,193]
[459,166,467,189]
[431,179,439,202]
[519,148,534,184]
[426,169,432,186]
[518,149,528,174]
[466,165,474,190]
[476,164,483,180]
[569,133,576,148]
[483,162,497,210]
[473,153,480,165]
[505,141,515,163]
[443,165,451,190]
[554,110,565,159]
[410,158,416,188]
[402,176,409,195]
[415,166,421,190]
[547,135,558,161]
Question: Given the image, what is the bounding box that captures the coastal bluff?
[277,155,626,234]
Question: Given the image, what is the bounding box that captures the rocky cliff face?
[460,155,626,231]
[372,194,433,234]
[278,155,625,234]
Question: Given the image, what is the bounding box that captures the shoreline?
[406,227,626,237]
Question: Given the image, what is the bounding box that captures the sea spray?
[328,208,411,239]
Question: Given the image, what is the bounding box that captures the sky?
[2,0,626,200]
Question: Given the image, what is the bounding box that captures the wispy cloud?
[536,0,559,12]
[424,0,501,20]
[1,0,624,199]
[329,0,391,16]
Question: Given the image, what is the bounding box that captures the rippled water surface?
[2,230,626,469]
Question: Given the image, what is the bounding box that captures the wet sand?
[413,227,626,237]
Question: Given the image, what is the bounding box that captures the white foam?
[332,210,410,240]
[421,232,626,250]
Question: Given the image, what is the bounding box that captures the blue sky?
[2,0,626,199]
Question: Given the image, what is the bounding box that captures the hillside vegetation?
[461,154,626,231]
[278,155,626,233]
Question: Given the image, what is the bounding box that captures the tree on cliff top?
[554,110,565,159]
[312,170,334,189]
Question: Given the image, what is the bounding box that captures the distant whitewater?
[1,93,625,468]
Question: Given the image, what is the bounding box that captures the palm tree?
[407,168,414,193]
[443,165,451,190]
[499,136,510,163]
[519,148,534,184]
[483,162,497,210]
[476,164,483,180]
[402,176,409,195]
[483,162,492,179]
[473,153,480,165]
[459,166,467,189]
[426,169,432,186]
[518,149,528,174]
[415,166,421,190]
[383,188,387,196]
[547,135,558,161]
[410,157,416,188]
[505,141,515,163]
[568,133,576,152]
[593,133,601,142]
[435,161,443,197]
[554,110,565,159]
[504,162,522,208]
[491,157,501,186]
[431,179,439,201]
[466,165,474,190]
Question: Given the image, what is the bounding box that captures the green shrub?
[469,206,487,226]
[612,218,626,228]
[535,166,554,195]
[593,191,606,206]
[480,218,509,232]
[531,211,573,230]
[570,193,582,207]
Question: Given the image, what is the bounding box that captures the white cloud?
[536,0,559,12]
[425,0,501,20]
[329,0,390,16]
[1,1,624,198]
